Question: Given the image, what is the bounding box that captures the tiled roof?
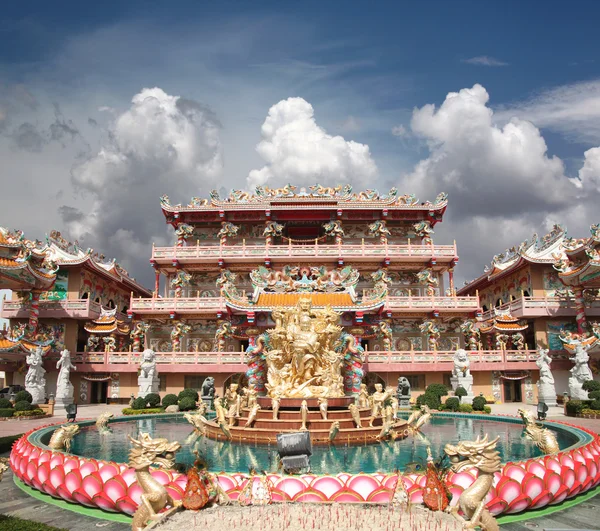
[256,292,355,307]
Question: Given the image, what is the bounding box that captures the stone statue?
[357,383,370,408]
[25,346,46,404]
[450,349,474,404]
[396,376,411,408]
[254,297,361,398]
[55,349,76,407]
[536,348,557,406]
[369,383,391,426]
[569,344,594,400]
[138,349,159,396]
[201,377,215,397]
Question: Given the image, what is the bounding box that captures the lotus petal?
[311,476,345,500]
[523,476,544,500]
[72,488,95,507]
[294,491,327,502]
[526,460,546,479]
[98,463,119,483]
[497,478,521,505]
[544,457,561,474]
[367,488,392,503]
[487,497,508,516]
[275,477,308,499]
[56,484,75,502]
[37,463,50,484]
[121,468,137,486]
[115,496,137,515]
[150,469,171,485]
[63,457,81,474]
[103,477,128,503]
[561,468,575,489]
[42,482,58,498]
[450,471,477,490]
[560,454,575,469]
[409,489,424,505]
[217,475,236,492]
[543,471,562,495]
[82,472,104,498]
[506,493,531,514]
[504,464,526,482]
[38,451,51,465]
[50,453,65,469]
[346,475,381,501]
[549,484,569,505]
[49,466,65,489]
[330,491,364,502]
[128,484,143,505]
[92,492,117,512]
[530,490,553,510]
[576,464,589,484]
[166,485,184,502]
[79,460,99,478]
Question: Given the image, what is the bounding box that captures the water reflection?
[69,416,580,475]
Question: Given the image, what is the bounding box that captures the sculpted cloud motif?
[247,97,377,190]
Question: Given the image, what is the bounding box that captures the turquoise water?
[67,415,581,475]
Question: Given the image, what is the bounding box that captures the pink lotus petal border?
[10,418,600,517]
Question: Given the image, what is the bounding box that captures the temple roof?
[458,225,567,294]
[480,309,528,333]
[159,185,448,220]
[552,224,600,287]
[84,307,130,335]
[255,292,355,308]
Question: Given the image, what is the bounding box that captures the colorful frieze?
[40,270,69,301]
[480,268,532,310]
[547,321,578,350]
[79,270,129,310]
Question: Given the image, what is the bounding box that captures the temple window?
[482,304,488,312]
[107,299,115,309]
[523,290,530,297]
[95,297,101,304]
[82,292,89,300]
[495,298,502,307]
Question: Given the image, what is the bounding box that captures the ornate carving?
[217,221,240,245]
[263,221,284,244]
[250,265,359,293]
[48,424,80,452]
[518,408,559,454]
[413,220,434,245]
[368,219,391,244]
[128,433,181,531]
[323,220,344,244]
[170,270,192,298]
[175,223,194,246]
[130,322,151,352]
[214,321,234,352]
[416,268,438,296]
[444,435,501,531]
[460,320,480,351]
[377,320,393,351]
[419,320,440,350]
[170,322,191,352]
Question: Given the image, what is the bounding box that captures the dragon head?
[518,408,536,425]
[61,424,80,438]
[444,435,501,474]
[128,433,181,470]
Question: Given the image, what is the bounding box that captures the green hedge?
[179,396,197,411]
[0,408,15,418]
[459,403,473,413]
[566,399,592,416]
[132,397,147,410]
[582,380,600,393]
[445,397,460,411]
[14,390,33,403]
[416,393,440,410]
[0,434,21,453]
[178,388,199,402]
[162,394,178,407]
[145,393,161,407]
[472,396,487,411]
[0,515,68,531]
[425,384,449,398]
[121,408,164,415]
[14,400,32,412]
[14,409,45,417]
[0,398,12,409]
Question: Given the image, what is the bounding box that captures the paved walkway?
[0,404,126,437]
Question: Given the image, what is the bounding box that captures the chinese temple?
[459,223,600,400]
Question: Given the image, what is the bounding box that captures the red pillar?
[448,268,455,296]
[28,290,40,335]
[154,271,160,297]
[573,285,587,334]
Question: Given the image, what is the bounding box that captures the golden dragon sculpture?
[96,411,114,434]
[518,408,559,454]
[48,424,80,452]
[129,433,182,531]
[406,404,431,434]
[444,435,501,531]
[0,457,9,482]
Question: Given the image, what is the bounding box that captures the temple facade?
[0,229,151,402]
[0,185,550,404]
[458,223,600,399]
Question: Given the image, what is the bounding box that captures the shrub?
[0,434,21,453]
[179,396,197,411]
[122,408,164,415]
[162,394,178,407]
[178,388,199,402]
[472,396,487,411]
[14,400,32,412]
[15,390,33,403]
[14,409,45,417]
[0,514,68,531]
[483,406,492,414]
[145,393,161,408]
[454,386,468,401]
[582,380,600,392]
[425,384,449,399]
[588,390,600,400]
[590,399,600,411]
[445,397,460,411]
[132,397,147,410]
[0,408,14,417]
[566,399,591,416]
[0,398,12,409]
[459,403,473,413]
[416,393,440,410]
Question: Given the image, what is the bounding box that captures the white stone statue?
[569,344,594,400]
[450,348,474,404]
[536,348,557,406]
[55,349,76,407]
[138,348,159,396]
[25,346,46,404]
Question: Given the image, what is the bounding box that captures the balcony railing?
[481,294,600,320]
[151,241,458,263]
[63,349,537,368]
[0,298,127,320]
[128,294,479,313]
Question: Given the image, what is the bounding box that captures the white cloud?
[462,56,509,67]
[62,87,223,279]
[578,147,600,190]
[247,97,377,190]
[391,124,408,137]
[496,80,600,143]
[402,84,576,218]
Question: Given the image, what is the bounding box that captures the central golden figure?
[265,297,347,398]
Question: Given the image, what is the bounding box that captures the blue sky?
[1,1,600,285]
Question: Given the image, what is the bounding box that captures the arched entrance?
[363,372,386,393]
[223,373,248,395]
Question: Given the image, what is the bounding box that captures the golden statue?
[444,435,501,531]
[263,297,349,398]
[518,408,559,454]
[48,424,80,452]
[129,433,181,531]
